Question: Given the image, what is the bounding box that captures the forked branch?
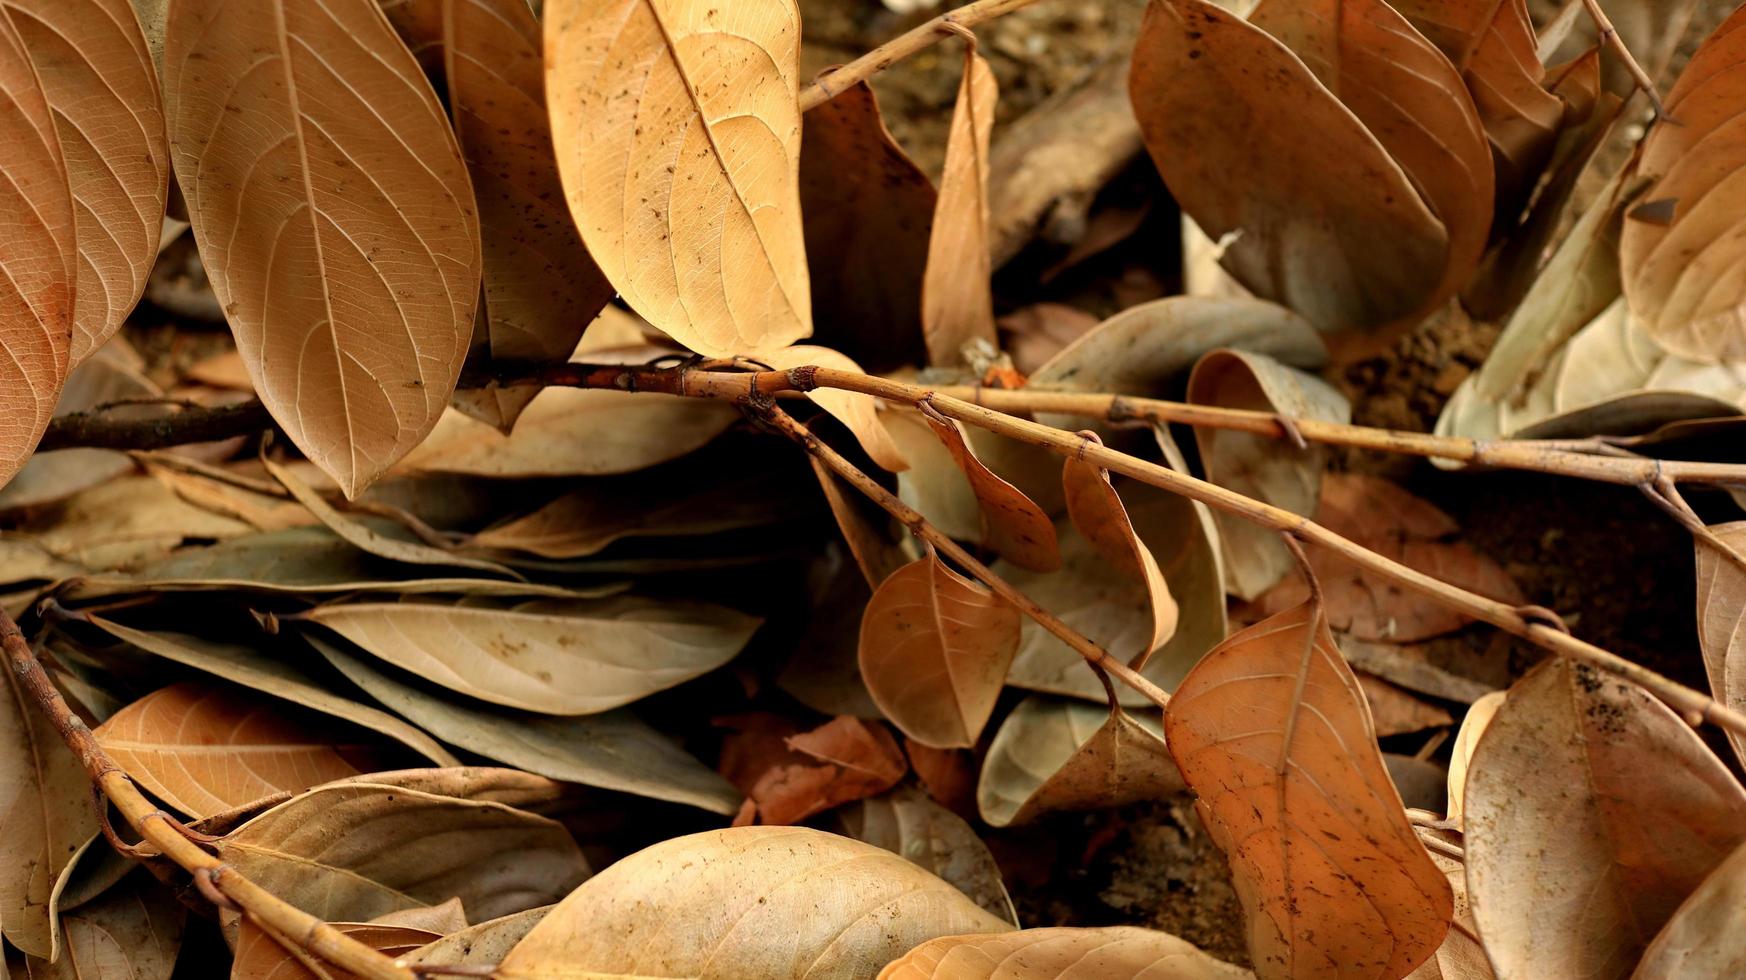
[798,0,1045,111]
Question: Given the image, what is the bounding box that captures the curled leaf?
[1696,522,1746,768]
[1634,837,1746,979]
[1062,442,1177,665]
[921,409,1060,572]
[922,43,999,367]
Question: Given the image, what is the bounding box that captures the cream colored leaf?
[880,926,1253,980]
[84,615,459,766]
[219,780,589,924]
[859,554,1020,749]
[921,409,1060,572]
[1063,447,1176,666]
[93,681,391,820]
[313,635,742,815]
[1620,4,1746,359]
[1130,0,1448,334]
[5,0,167,368]
[1,653,100,959]
[1464,658,1746,978]
[544,0,810,356]
[1188,349,1349,600]
[922,44,998,367]
[380,0,613,431]
[1696,522,1746,768]
[26,873,183,980]
[832,786,1016,924]
[403,907,550,971]
[303,595,760,715]
[162,0,483,497]
[798,77,933,372]
[1165,601,1452,979]
[1444,690,1503,829]
[1634,837,1746,979]
[495,826,1011,979]
[1404,835,1492,980]
[977,696,1182,829]
[0,3,75,491]
[1251,0,1493,316]
[755,346,906,471]
[232,918,438,980]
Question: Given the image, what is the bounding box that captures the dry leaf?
[880,926,1253,980]
[888,407,987,544]
[1465,658,1746,978]
[5,0,167,369]
[811,458,912,589]
[922,43,999,367]
[1696,523,1746,768]
[219,780,589,924]
[1188,349,1350,600]
[1444,689,1504,829]
[799,77,933,372]
[0,4,76,491]
[833,786,1017,924]
[494,826,1012,979]
[716,714,907,826]
[1634,837,1746,979]
[94,681,391,820]
[25,872,183,980]
[1341,638,1497,706]
[755,346,907,471]
[906,740,977,820]
[977,696,1183,828]
[859,554,1021,748]
[921,410,1060,572]
[1165,601,1452,979]
[381,0,613,431]
[0,348,160,513]
[304,595,757,715]
[402,907,550,971]
[1251,0,1493,314]
[1405,833,1492,980]
[1359,673,1454,738]
[2,659,101,958]
[999,303,1100,375]
[83,615,458,766]
[544,0,810,356]
[1250,473,1523,641]
[162,0,483,497]
[1062,446,1177,665]
[1130,0,1448,334]
[1621,3,1746,358]
[314,635,742,815]
[232,918,438,980]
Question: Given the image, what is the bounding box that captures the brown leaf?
[905,740,978,820]
[544,0,810,356]
[380,0,613,431]
[0,4,76,491]
[833,786,1017,924]
[1188,349,1349,600]
[494,826,1012,979]
[1063,445,1177,665]
[94,681,392,820]
[1358,672,1454,738]
[5,0,168,369]
[1251,473,1524,641]
[755,346,907,471]
[218,779,589,924]
[232,918,439,980]
[1165,601,1452,979]
[1696,523,1746,768]
[860,554,1021,748]
[879,926,1253,980]
[0,347,161,512]
[922,44,999,367]
[1622,4,1746,359]
[977,696,1183,828]
[799,77,933,372]
[1,637,101,958]
[1251,0,1493,314]
[25,872,183,980]
[1405,833,1493,980]
[303,594,759,715]
[403,907,549,971]
[716,714,906,826]
[811,457,913,589]
[921,409,1060,572]
[1464,658,1746,978]
[162,0,482,497]
[1635,837,1746,979]
[1130,0,1448,334]
[998,303,1100,376]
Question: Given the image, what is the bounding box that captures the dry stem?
[798,0,1045,111]
[0,612,414,979]
[1580,0,1669,118]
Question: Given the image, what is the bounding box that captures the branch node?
[787,364,819,392]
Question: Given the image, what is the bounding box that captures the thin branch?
[39,399,274,453]
[0,611,415,980]
[760,404,1172,709]
[798,0,1046,112]
[1580,0,1669,118]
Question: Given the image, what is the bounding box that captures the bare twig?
[39,398,274,452]
[760,404,1171,709]
[0,611,414,980]
[1580,0,1669,118]
[798,0,1046,112]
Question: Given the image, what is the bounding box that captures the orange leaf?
[716,714,907,826]
[921,409,1060,572]
[1165,601,1452,979]
[859,554,1021,748]
[1062,444,1177,666]
[921,43,999,367]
